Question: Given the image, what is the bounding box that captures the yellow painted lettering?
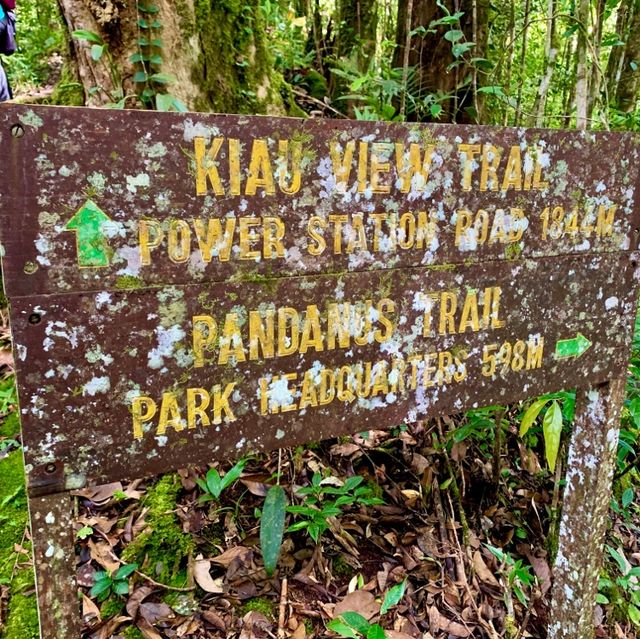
[194,136,224,196]
[187,388,211,429]
[157,392,184,435]
[192,315,217,368]
[139,219,164,266]
[132,396,156,439]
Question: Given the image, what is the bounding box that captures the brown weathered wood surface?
[29,492,81,639]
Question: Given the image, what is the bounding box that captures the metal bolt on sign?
[1,104,639,638]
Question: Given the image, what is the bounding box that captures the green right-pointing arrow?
[555,333,592,359]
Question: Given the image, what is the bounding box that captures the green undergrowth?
[239,596,277,619]
[0,412,39,639]
[121,474,194,589]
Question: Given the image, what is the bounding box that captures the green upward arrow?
[555,333,592,359]
[65,199,112,268]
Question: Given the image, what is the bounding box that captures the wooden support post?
[29,491,81,639]
[549,377,626,639]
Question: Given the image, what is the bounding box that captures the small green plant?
[519,391,575,472]
[71,2,186,111]
[76,525,94,540]
[485,544,536,606]
[0,379,17,416]
[195,458,247,502]
[260,484,287,576]
[287,473,383,543]
[132,2,186,111]
[598,546,640,625]
[71,29,128,106]
[90,563,138,601]
[327,581,407,638]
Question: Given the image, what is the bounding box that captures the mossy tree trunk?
[55,0,286,114]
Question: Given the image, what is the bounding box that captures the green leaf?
[138,4,160,12]
[444,29,464,42]
[380,580,406,614]
[340,612,370,634]
[308,522,322,543]
[90,578,112,598]
[326,619,359,639]
[542,400,563,472]
[155,93,173,111]
[138,18,150,28]
[520,398,551,436]
[170,97,188,113]
[205,468,223,499]
[596,593,609,604]
[219,458,247,492]
[629,603,640,625]
[149,54,163,65]
[631,61,638,72]
[607,546,631,575]
[149,72,176,85]
[452,42,475,58]
[76,525,94,540]
[133,70,149,83]
[113,580,130,595]
[130,52,146,63]
[260,485,287,576]
[622,487,634,509]
[115,563,138,580]
[477,85,507,98]
[72,29,103,44]
[91,44,105,61]
[366,624,387,639]
[430,103,443,118]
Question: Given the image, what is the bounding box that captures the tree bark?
[531,0,558,127]
[335,0,378,71]
[394,0,489,123]
[586,0,605,121]
[56,0,285,114]
[514,0,531,126]
[605,1,630,101]
[574,0,590,128]
[616,0,640,113]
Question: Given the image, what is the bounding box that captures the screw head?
[10,123,24,138]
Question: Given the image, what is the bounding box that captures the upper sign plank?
[1,105,640,297]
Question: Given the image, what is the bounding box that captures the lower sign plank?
[11,252,638,492]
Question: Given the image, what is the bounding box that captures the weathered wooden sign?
[0,104,639,639]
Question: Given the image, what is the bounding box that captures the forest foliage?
[5,0,640,131]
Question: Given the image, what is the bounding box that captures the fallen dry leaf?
[126,586,154,618]
[137,617,163,639]
[211,545,252,567]
[333,590,379,620]
[193,556,224,593]
[139,602,175,625]
[87,539,120,573]
[473,551,501,588]
[72,482,123,504]
[81,592,101,625]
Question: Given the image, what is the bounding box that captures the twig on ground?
[277,577,288,639]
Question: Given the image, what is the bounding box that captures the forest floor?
[1,322,640,639]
